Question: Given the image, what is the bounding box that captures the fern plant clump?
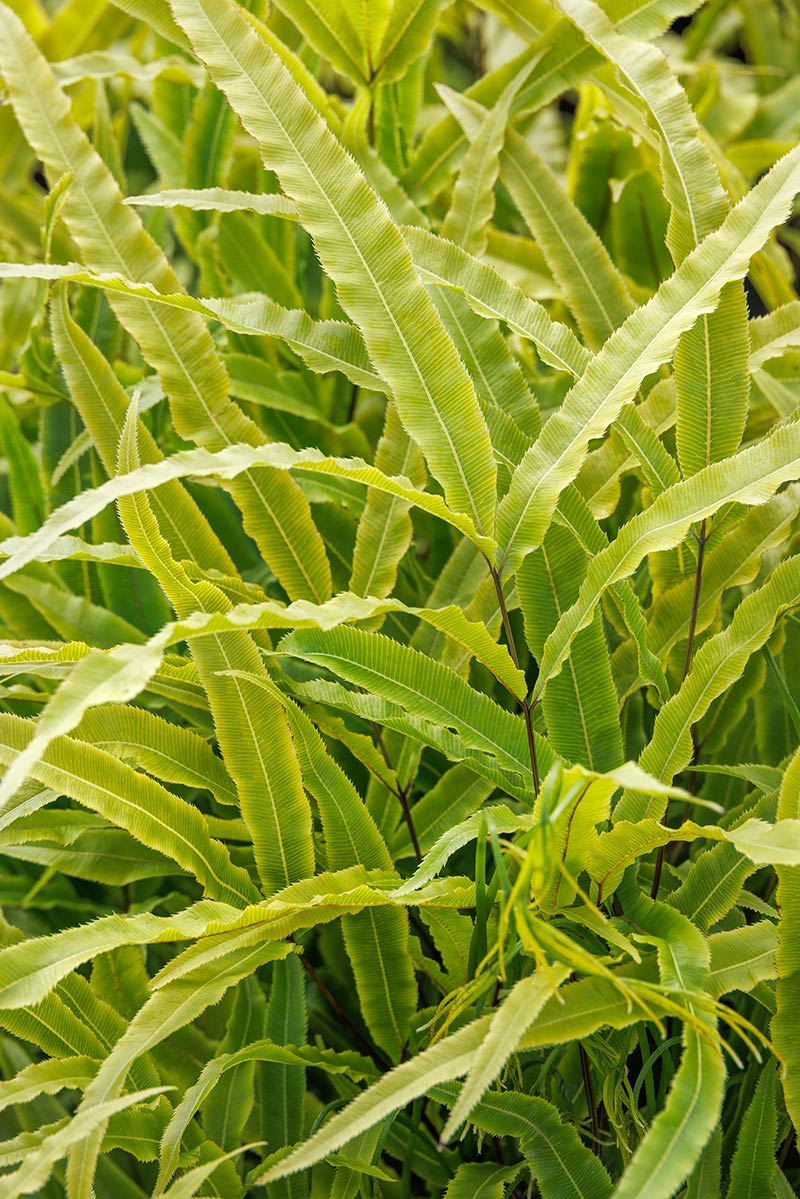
[0,0,800,1195]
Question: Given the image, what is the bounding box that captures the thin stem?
[490,568,540,797]
[579,1043,601,1153]
[652,520,707,901]
[371,721,422,861]
[300,955,390,1072]
[778,1126,795,1168]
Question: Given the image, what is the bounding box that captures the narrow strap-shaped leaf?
[750,301,800,367]
[258,1017,491,1184]
[536,420,800,703]
[342,87,429,228]
[106,0,191,46]
[250,677,416,1060]
[726,1061,777,1199]
[685,1127,721,1199]
[0,898,244,1009]
[0,715,258,905]
[73,705,239,806]
[563,0,753,481]
[442,57,539,257]
[0,397,45,537]
[617,554,800,822]
[519,522,623,771]
[441,966,570,1141]
[6,261,385,393]
[156,1040,376,1192]
[125,187,300,216]
[50,286,235,575]
[171,0,497,536]
[0,1086,171,1199]
[0,587,527,823]
[670,790,778,934]
[0,438,494,582]
[371,0,450,85]
[261,957,308,1199]
[395,763,682,898]
[496,145,800,575]
[0,3,332,603]
[402,0,694,202]
[278,626,531,777]
[440,86,633,348]
[557,0,749,480]
[65,941,291,1199]
[558,0,726,264]
[516,929,756,1056]
[467,1091,614,1199]
[635,485,800,692]
[500,125,634,346]
[116,411,315,896]
[589,817,800,899]
[773,747,800,1133]
[443,1162,521,1199]
[389,764,494,860]
[610,891,724,1199]
[393,805,531,897]
[339,0,390,77]
[0,1056,97,1116]
[270,0,368,84]
[707,923,777,1000]
[350,404,426,599]
[404,224,588,376]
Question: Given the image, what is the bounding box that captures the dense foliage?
[0,0,799,1195]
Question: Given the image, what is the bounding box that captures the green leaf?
[116,408,315,897]
[0,715,258,906]
[156,1041,375,1193]
[261,957,307,1199]
[773,747,800,1133]
[0,398,45,536]
[467,1091,613,1199]
[538,438,800,712]
[371,0,450,85]
[0,1056,97,1115]
[0,3,332,603]
[442,56,540,257]
[125,186,298,217]
[556,0,750,479]
[0,899,246,1009]
[621,554,800,821]
[349,403,426,600]
[443,1162,521,1199]
[271,0,367,83]
[270,687,416,1061]
[65,940,291,1199]
[610,892,724,1199]
[278,626,535,779]
[726,1062,778,1199]
[0,1086,171,1199]
[73,706,239,806]
[258,1017,490,1183]
[441,966,570,1141]
[0,427,493,571]
[496,142,800,575]
[172,0,497,537]
[404,224,587,376]
[402,0,693,202]
[519,522,623,771]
